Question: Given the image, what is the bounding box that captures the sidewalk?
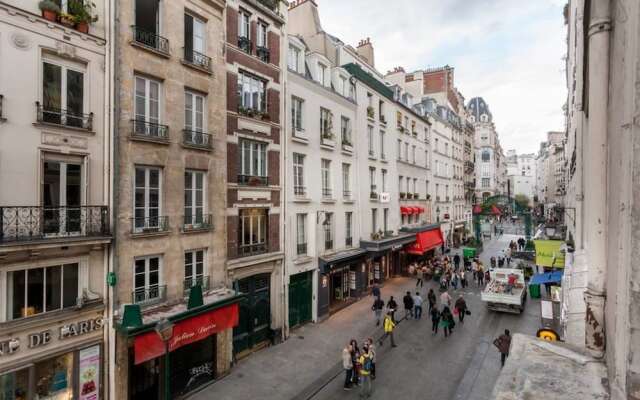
[191,277,419,400]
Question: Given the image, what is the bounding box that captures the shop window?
[0,368,29,399]
[7,263,79,320]
[35,352,75,399]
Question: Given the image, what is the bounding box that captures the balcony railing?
[325,239,333,250]
[131,216,170,234]
[296,242,307,255]
[256,46,270,63]
[132,285,167,304]
[0,206,109,243]
[322,188,333,199]
[343,190,352,200]
[345,237,353,247]
[238,36,252,53]
[238,242,268,257]
[183,276,210,296]
[238,175,268,186]
[294,186,306,197]
[132,26,170,55]
[182,214,212,232]
[183,129,213,149]
[131,120,169,141]
[183,48,212,71]
[36,102,93,130]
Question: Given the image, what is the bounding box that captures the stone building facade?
[0,1,110,399]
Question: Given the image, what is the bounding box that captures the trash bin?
[529,284,541,299]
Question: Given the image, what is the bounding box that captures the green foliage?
[514,194,531,210]
[68,0,98,24]
[525,240,535,251]
[38,0,61,12]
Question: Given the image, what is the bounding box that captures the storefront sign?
[134,303,239,365]
[79,345,100,400]
[379,193,390,203]
[0,338,20,356]
[534,240,566,268]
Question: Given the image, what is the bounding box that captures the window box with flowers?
[68,0,98,34]
[406,193,413,199]
[399,192,406,200]
[38,0,60,22]
[414,193,420,199]
[238,106,270,121]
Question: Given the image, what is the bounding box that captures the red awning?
[418,207,425,214]
[491,205,502,215]
[401,206,410,215]
[405,228,444,255]
[412,207,420,214]
[473,204,482,214]
[134,303,239,365]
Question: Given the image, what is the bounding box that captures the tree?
[514,194,531,210]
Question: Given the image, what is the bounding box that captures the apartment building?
[506,150,537,202]
[110,0,239,398]
[224,0,286,357]
[0,1,110,399]
[536,131,565,219]
[284,34,361,325]
[467,97,503,201]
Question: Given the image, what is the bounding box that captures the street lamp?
[155,318,174,400]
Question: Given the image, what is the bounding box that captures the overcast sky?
[316,0,567,155]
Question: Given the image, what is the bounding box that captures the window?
[239,139,267,184]
[7,263,79,320]
[321,159,331,198]
[482,151,491,162]
[238,10,250,39]
[257,22,268,48]
[134,166,162,231]
[293,153,305,196]
[380,131,386,159]
[413,178,418,195]
[324,212,333,250]
[369,167,376,194]
[412,145,416,164]
[238,72,266,112]
[340,76,348,97]
[134,256,162,303]
[406,177,411,194]
[318,63,327,85]
[184,249,205,290]
[383,208,389,232]
[381,169,387,192]
[397,139,402,160]
[184,14,206,65]
[296,214,307,255]
[288,45,300,72]
[404,143,409,160]
[134,0,162,49]
[134,75,161,137]
[368,126,374,156]
[42,158,83,235]
[341,116,351,145]
[291,96,303,131]
[42,59,85,127]
[425,150,429,168]
[482,178,490,188]
[185,91,205,132]
[320,108,332,139]
[184,170,206,226]
[239,208,268,256]
[342,163,351,198]
[371,209,378,233]
[399,175,403,193]
[345,212,353,246]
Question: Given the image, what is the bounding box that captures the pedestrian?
[371,296,384,326]
[342,344,353,390]
[494,329,512,367]
[403,291,414,320]
[460,270,467,289]
[430,306,441,334]
[453,253,461,270]
[478,265,485,286]
[441,306,454,337]
[427,288,436,312]
[413,291,423,320]
[440,290,452,308]
[416,266,424,288]
[358,344,374,398]
[490,256,496,269]
[451,272,459,290]
[349,339,360,385]
[366,338,377,379]
[379,312,397,347]
[372,284,380,299]
[387,296,397,323]
[455,294,468,323]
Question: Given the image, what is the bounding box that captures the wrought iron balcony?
[132,285,167,304]
[183,276,210,296]
[325,239,333,250]
[345,237,353,247]
[183,129,213,149]
[132,26,170,55]
[294,185,306,197]
[238,36,252,53]
[296,242,307,256]
[238,175,268,186]
[131,216,170,234]
[343,190,352,200]
[322,188,333,199]
[0,206,109,244]
[36,102,93,130]
[238,242,268,257]
[182,214,212,232]
[256,46,270,63]
[183,48,212,71]
[131,120,169,142]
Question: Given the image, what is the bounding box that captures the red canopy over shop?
[400,206,410,215]
[134,303,239,365]
[405,228,444,255]
[473,204,482,214]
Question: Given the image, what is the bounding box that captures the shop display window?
[0,368,29,400]
[34,352,74,399]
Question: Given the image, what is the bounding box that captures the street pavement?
[191,234,540,400]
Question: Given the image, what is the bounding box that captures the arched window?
[481,151,491,162]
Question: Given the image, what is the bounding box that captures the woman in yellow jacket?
[379,312,397,347]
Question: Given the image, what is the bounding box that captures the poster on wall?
[79,345,100,400]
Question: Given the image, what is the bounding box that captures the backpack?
[362,355,373,372]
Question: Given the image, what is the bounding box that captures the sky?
[316,0,568,154]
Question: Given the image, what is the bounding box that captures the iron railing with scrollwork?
[36,102,93,130]
[183,48,212,71]
[182,213,212,231]
[294,185,306,197]
[238,242,268,257]
[132,26,170,55]
[296,242,307,255]
[238,36,252,53]
[131,215,169,234]
[183,129,213,149]
[131,120,169,141]
[256,46,270,63]
[0,206,109,243]
[183,276,210,296]
[132,285,167,304]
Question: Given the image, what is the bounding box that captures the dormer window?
[318,63,327,86]
[288,45,300,72]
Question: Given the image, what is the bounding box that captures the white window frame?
[239,208,268,248]
[184,249,206,286]
[318,63,327,85]
[238,10,250,39]
[185,90,206,132]
[293,153,305,195]
[379,130,385,159]
[133,166,163,232]
[288,45,300,72]
[134,75,161,124]
[291,96,304,131]
[321,159,331,196]
[133,255,163,302]
[238,72,266,112]
[184,170,207,226]
[342,163,350,196]
[296,214,307,254]
[257,21,268,48]
[240,139,268,177]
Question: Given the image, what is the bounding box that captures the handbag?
[465,310,471,315]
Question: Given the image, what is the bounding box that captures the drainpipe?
[583,0,610,359]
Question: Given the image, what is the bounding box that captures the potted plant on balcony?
[414,193,420,199]
[39,0,60,22]
[69,0,98,34]
[399,192,406,199]
[259,111,271,121]
[58,12,75,27]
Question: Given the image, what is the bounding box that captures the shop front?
[401,224,445,263]
[453,222,466,247]
[317,249,368,319]
[360,233,417,277]
[0,309,105,400]
[116,292,242,400]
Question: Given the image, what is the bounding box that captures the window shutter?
[184,14,193,61]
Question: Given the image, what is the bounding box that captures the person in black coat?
[387,296,398,323]
[454,295,468,323]
[403,291,414,320]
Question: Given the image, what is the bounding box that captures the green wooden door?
[288,272,312,328]
[233,274,271,354]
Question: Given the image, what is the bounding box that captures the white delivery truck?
[480,268,527,314]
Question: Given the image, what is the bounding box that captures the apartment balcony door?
[42,159,83,236]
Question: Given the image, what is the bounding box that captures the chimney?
[356,37,375,67]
